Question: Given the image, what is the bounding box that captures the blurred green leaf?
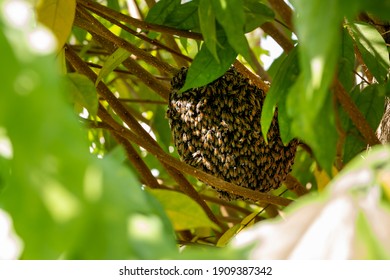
[287,75,337,175]
[0,14,178,260]
[290,0,358,121]
[149,189,220,231]
[66,73,98,117]
[233,146,390,259]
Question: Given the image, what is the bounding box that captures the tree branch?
[77,0,203,41]
[267,0,293,30]
[75,6,177,75]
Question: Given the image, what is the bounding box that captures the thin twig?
[111,132,161,189]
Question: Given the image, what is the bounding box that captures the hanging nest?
[167,67,298,200]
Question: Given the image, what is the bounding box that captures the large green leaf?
[0,9,177,259]
[290,0,358,120]
[287,74,337,175]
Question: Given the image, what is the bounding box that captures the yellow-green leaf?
[217,224,242,247]
[36,0,76,50]
[240,211,259,227]
[149,189,219,231]
[95,48,130,86]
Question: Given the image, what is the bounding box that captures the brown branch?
[267,0,293,30]
[284,174,308,196]
[74,5,177,76]
[234,60,270,93]
[111,132,161,189]
[261,22,294,52]
[74,10,171,100]
[81,2,192,65]
[117,98,166,105]
[98,116,293,207]
[77,0,203,41]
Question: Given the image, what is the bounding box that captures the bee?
[167,66,298,200]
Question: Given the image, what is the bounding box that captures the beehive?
[167,67,298,200]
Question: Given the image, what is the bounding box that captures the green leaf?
[290,0,357,121]
[66,73,98,117]
[341,84,385,163]
[261,47,299,144]
[338,28,356,92]
[95,48,130,86]
[198,0,219,62]
[361,0,390,22]
[145,0,199,30]
[217,224,242,247]
[36,0,76,50]
[287,74,337,175]
[233,146,390,259]
[164,1,200,31]
[145,0,181,25]
[180,34,237,92]
[349,22,390,82]
[243,0,275,32]
[152,106,172,152]
[0,14,178,259]
[149,189,220,231]
[211,0,252,64]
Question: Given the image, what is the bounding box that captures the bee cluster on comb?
[167,67,298,200]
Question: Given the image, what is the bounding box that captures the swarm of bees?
[167,67,298,200]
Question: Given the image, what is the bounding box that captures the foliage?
[1,0,390,259]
